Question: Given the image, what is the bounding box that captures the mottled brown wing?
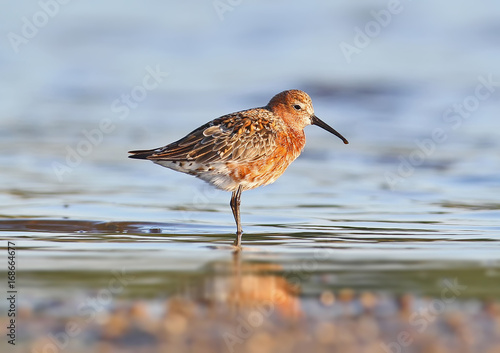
[133,109,279,165]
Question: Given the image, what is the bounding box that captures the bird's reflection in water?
[199,251,302,320]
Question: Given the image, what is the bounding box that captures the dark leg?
[230,185,243,247]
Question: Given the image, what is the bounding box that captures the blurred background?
[1,1,500,352]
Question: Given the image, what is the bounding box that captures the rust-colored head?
[267,90,348,144]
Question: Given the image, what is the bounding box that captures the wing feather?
[129,109,280,165]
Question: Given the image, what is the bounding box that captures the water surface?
[1,1,500,352]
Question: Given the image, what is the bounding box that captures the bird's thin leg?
[230,185,243,247]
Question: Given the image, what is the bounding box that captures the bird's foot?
[231,244,242,252]
[232,231,242,250]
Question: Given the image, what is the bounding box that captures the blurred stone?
[246,332,274,353]
[360,291,378,311]
[163,313,187,336]
[320,290,335,306]
[315,321,336,344]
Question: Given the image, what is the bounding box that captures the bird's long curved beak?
[311,115,349,144]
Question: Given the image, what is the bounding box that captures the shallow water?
[1,1,500,352]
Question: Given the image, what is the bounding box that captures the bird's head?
[267,89,348,144]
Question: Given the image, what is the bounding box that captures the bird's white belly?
[154,160,240,191]
[154,160,275,192]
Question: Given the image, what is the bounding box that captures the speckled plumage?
[129,89,348,247]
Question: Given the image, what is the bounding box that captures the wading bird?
[129,90,348,248]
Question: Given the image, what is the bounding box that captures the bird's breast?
[226,128,306,191]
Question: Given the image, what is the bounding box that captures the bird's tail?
[128,149,157,159]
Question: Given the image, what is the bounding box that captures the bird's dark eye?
[293,104,301,111]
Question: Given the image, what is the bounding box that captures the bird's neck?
[279,124,306,156]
